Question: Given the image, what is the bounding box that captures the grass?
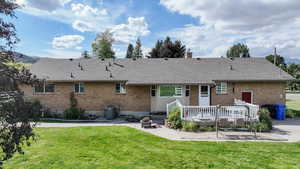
[3,126,300,169]
[286,98,300,117]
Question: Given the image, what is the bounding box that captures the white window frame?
[159,85,183,97]
[74,82,85,93]
[116,83,126,94]
[216,82,227,94]
[34,82,55,94]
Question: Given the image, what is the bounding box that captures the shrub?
[182,122,200,132]
[24,100,43,118]
[258,108,272,131]
[64,107,85,120]
[249,122,269,132]
[199,127,215,132]
[167,107,182,129]
[286,109,296,118]
[63,92,85,120]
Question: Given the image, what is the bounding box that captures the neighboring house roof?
[28,57,294,85]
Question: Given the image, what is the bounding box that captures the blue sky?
[11,0,300,58]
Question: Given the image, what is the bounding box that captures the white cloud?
[161,0,300,58]
[17,2,113,32]
[38,49,81,58]
[71,3,108,17]
[17,0,71,11]
[72,20,94,32]
[112,17,150,44]
[75,46,83,50]
[160,0,300,32]
[52,35,84,49]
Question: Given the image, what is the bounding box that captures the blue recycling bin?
[274,104,286,120]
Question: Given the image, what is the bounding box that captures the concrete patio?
[36,117,300,142]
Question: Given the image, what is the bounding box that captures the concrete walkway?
[36,118,300,142]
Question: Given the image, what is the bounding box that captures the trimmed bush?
[258,108,272,131]
[286,109,296,118]
[167,107,182,129]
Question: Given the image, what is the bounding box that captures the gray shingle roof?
[28,57,294,84]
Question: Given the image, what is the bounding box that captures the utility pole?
[274,47,277,65]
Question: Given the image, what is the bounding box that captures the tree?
[149,36,186,58]
[286,63,300,91]
[133,38,143,59]
[125,43,134,58]
[0,0,40,166]
[81,50,90,59]
[149,40,163,58]
[226,43,250,58]
[92,30,115,59]
[266,54,286,68]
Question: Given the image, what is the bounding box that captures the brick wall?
[20,82,151,112]
[211,82,286,105]
[20,81,286,113]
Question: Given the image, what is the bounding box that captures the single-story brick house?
[20,57,293,117]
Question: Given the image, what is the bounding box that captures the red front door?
[242,92,252,103]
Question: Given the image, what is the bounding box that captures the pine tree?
[81,50,90,59]
[125,43,134,58]
[133,38,143,59]
[149,40,163,58]
[149,37,186,58]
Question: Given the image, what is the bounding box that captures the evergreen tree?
[125,43,134,58]
[92,30,115,59]
[226,43,250,58]
[149,40,163,58]
[133,38,143,59]
[81,50,90,59]
[149,37,186,58]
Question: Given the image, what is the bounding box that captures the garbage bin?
[104,105,119,120]
[261,104,276,119]
[274,104,286,120]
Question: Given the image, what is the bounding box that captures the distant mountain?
[11,52,39,63]
[285,57,300,64]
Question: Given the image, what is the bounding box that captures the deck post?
[215,105,221,139]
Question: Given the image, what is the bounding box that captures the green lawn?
[286,98,300,116]
[3,126,300,169]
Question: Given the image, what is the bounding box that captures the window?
[159,85,182,97]
[216,82,227,94]
[185,85,190,97]
[34,82,55,93]
[74,83,85,93]
[45,84,55,93]
[151,85,156,97]
[116,83,126,94]
[201,86,209,97]
[34,84,44,93]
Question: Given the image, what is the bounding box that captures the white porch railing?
[166,99,183,118]
[167,99,259,122]
[234,99,260,120]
